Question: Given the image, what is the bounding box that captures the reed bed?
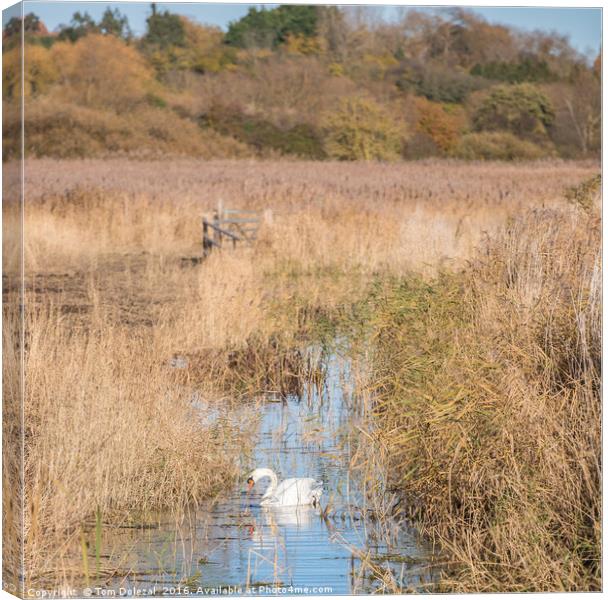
[367,196,600,590]
[17,158,598,209]
[2,158,599,592]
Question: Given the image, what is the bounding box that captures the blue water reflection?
[103,353,436,595]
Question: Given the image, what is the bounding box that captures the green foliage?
[98,8,131,40]
[144,7,186,48]
[142,18,236,77]
[3,15,21,37]
[56,8,130,43]
[471,57,555,83]
[4,12,42,36]
[225,5,318,48]
[322,98,405,161]
[203,106,326,159]
[3,12,54,49]
[25,35,56,49]
[397,63,485,103]
[57,12,98,42]
[473,83,555,140]
[452,131,547,161]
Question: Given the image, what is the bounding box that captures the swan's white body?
[247,468,323,507]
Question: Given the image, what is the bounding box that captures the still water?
[100,352,436,595]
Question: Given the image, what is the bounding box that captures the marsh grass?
[366,204,601,590]
[2,158,599,592]
[10,304,248,588]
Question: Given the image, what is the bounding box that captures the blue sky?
[4,2,602,57]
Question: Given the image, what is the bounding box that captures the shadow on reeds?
[170,334,327,399]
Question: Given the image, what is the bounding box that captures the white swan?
[246,467,323,507]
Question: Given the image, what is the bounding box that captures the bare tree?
[547,71,600,155]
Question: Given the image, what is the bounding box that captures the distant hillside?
[2,5,601,160]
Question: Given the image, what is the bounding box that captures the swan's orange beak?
[246,477,255,491]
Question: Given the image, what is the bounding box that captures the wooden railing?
[202,202,263,257]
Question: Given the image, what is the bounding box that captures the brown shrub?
[452,131,549,161]
[5,98,253,159]
[50,35,154,111]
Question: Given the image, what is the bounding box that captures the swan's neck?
[258,468,279,498]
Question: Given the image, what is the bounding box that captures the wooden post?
[216,199,224,249]
[213,209,221,249]
[202,217,210,257]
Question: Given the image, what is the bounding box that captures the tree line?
[2,4,601,160]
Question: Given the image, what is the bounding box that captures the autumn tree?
[322,97,405,160]
[442,9,518,67]
[473,83,555,141]
[521,30,583,80]
[51,34,155,110]
[548,70,600,156]
[414,97,465,154]
[316,6,348,57]
[180,19,236,73]
[1,2,595,161]
[3,45,58,99]
[399,9,518,68]
[284,33,323,56]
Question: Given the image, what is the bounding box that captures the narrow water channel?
[100,351,437,595]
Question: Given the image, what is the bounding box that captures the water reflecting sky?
[100,352,436,595]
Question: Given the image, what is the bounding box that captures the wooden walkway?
[202,201,263,257]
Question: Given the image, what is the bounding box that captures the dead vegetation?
[2,158,600,592]
[367,197,600,590]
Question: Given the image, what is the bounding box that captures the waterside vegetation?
[2,158,600,591]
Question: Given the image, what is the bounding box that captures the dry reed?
[2,158,599,592]
[367,196,600,590]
